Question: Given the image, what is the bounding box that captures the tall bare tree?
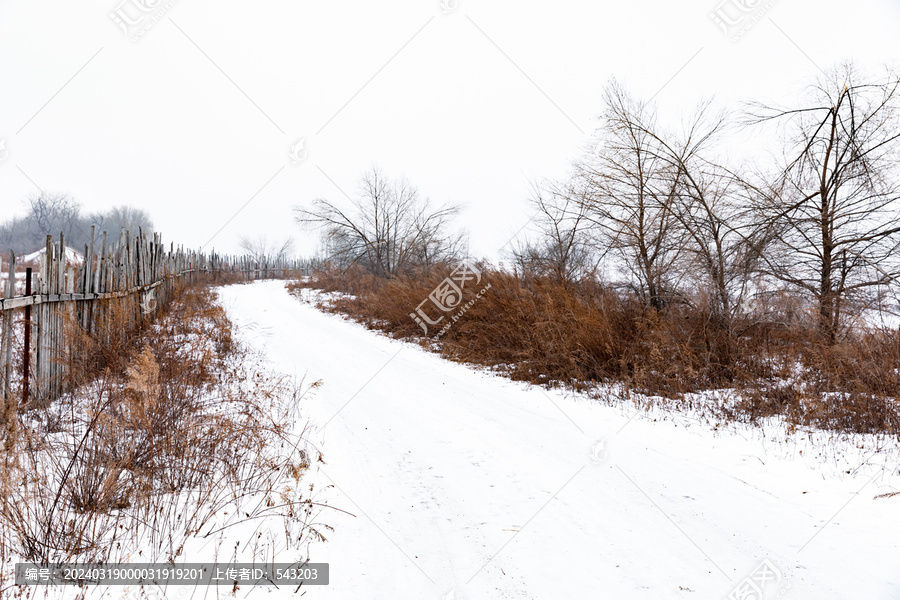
[295,167,463,277]
[633,101,767,335]
[576,80,686,308]
[749,63,900,341]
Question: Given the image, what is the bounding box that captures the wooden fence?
[0,228,308,405]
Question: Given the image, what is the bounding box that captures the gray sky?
[1,0,898,258]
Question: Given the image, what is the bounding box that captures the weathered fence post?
[0,253,14,401]
[22,267,32,406]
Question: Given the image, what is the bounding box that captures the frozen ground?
[218,280,900,600]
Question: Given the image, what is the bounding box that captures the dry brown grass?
[0,282,328,580]
[292,265,900,435]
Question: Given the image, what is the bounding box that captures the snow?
[21,246,84,265]
[218,280,900,600]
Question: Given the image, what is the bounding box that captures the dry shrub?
[294,265,900,435]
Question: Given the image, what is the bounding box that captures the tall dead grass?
[0,282,328,591]
[291,265,900,435]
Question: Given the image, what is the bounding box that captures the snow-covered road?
[219,281,900,600]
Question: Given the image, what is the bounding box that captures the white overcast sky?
[1,0,898,258]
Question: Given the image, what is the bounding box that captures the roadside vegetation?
[0,279,327,596]
[292,63,900,437]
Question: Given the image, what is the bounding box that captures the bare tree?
[295,167,463,277]
[632,101,769,337]
[575,80,687,308]
[22,192,88,251]
[511,178,601,285]
[749,63,900,342]
[239,234,296,263]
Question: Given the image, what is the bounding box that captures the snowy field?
[217,280,900,600]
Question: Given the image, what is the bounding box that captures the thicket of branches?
[513,63,900,344]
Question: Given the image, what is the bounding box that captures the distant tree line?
[0,193,154,255]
